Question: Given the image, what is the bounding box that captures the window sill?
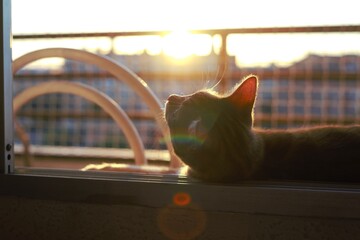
[0,167,359,220]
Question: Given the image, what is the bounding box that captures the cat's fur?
[165,75,360,182]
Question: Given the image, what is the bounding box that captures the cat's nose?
[167,94,184,104]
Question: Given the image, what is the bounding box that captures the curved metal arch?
[13,48,181,168]
[13,81,147,166]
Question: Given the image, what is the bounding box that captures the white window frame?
[0,0,13,174]
[1,0,359,222]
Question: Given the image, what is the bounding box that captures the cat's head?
[165,75,260,182]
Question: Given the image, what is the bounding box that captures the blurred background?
[11,0,360,170]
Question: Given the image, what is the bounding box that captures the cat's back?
[258,125,360,150]
[255,125,360,182]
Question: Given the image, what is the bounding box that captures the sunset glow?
[11,0,360,67]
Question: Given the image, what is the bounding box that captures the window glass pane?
[11,3,360,178]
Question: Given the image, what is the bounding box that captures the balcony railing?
[12,25,360,169]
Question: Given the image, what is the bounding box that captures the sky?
[11,0,360,66]
[12,0,360,33]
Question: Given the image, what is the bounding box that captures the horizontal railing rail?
[14,70,360,82]
[13,25,360,39]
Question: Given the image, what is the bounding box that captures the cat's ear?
[228,75,258,112]
[229,75,258,109]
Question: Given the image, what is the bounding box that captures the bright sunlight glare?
[112,31,214,61]
[162,31,212,59]
[163,31,195,59]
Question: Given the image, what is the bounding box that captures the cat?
[165,75,360,183]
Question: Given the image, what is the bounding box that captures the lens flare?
[160,134,204,147]
[172,134,204,145]
[173,192,191,206]
[157,202,207,240]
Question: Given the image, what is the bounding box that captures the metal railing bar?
[17,110,155,121]
[14,71,360,82]
[13,25,360,39]
[16,110,359,127]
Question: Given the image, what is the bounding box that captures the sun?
[162,30,193,59]
[162,30,212,60]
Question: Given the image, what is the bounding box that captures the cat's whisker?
[214,65,221,82]
[206,66,212,87]
[199,66,213,91]
[210,65,227,92]
[210,78,222,92]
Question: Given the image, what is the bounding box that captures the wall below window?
[0,195,359,240]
